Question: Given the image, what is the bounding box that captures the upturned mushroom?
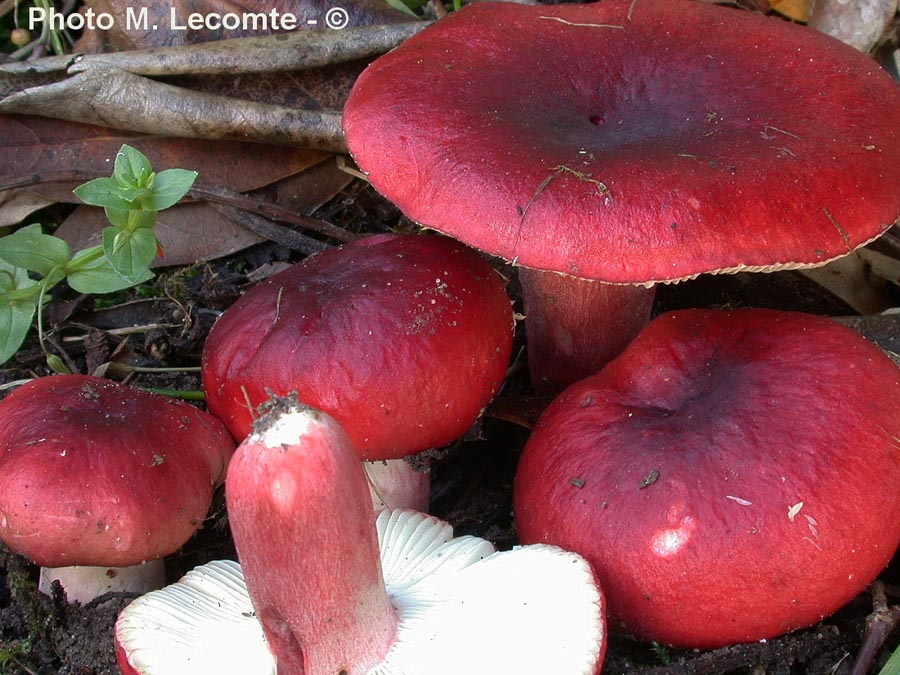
[514,309,900,648]
[115,399,606,675]
[343,0,900,391]
[202,233,514,510]
[0,375,235,604]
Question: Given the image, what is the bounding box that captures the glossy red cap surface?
[515,309,900,647]
[344,0,900,283]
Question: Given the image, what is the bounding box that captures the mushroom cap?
[0,375,235,568]
[202,233,514,460]
[514,309,900,648]
[115,510,606,675]
[343,0,900,284]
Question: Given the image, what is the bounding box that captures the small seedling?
[0,144,197,368]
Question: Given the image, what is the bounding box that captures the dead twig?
[848,581,900,675]
[189,183,357,243]
[207,202,331,256]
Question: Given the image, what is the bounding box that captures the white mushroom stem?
[39,560,165,604]
[226,403,399,675]
[364,458,430,512]
[519,268,655,393]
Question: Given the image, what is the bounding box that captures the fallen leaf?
[797,250,894,315]
[0,191,55,228]
[73,0,415,51]
[0,115,329,224]
[769,0,811,21]
[0,115,328,194]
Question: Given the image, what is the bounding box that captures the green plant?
[0,144,197,368]
[2,0,68,58]
[879,643,900,675]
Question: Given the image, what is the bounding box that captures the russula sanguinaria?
[0,375,234,604]
[115,399,606,675]
[202,233,514,510]
[514,309,900,648]
[343,0,900,392]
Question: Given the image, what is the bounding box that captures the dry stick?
[848,581,900,675]
[0,22,428,77]
[189,183,357,243]
[207,202,331,256]
[0,68,347,152]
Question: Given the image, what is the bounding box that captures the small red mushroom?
[514,309,900,648]
[202,233,514,510]
[115,399,606,675]
[0,375,235,604]
[343,0,900,392]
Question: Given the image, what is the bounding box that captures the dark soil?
[1,181,899,675]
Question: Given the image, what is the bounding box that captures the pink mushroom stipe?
[115,399,606,675]
[343,0,900,391]
[0,375,235,604]
[515,309,900,648]
[202,233,514,510]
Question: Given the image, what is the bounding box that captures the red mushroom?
[514,309,900,648]
[0,375,235,604]
[202,233,514,510]
[115,398,606,675]
[343,0,900,392]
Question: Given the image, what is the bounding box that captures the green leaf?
[67,247,153,294]
[143,169,198,211]
[45,353,71,374]
[0,258,37,294]
[105,208,157,231]
[73,177,138,211]
[114,145,154,188]
[383,0,421,16]
[0,299,37,366]
[102,226,158,283]
[0,258,38,365]
[0,224,71,278]
[879,644,900,675]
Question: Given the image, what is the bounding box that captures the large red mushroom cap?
[202,233,514,461]
[514,309,900,648]
[343,0,900,391]
[344,0,900,282]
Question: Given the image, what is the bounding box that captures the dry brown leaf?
[0,114,331,229]
[798,251,894,314]
[857,247,900,286]
[74,0,414,51]
[770,0,811,21]
[55,156,352,266]
[0,190,55,228]
[0,115,329,195]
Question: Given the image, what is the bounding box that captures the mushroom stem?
[364,458,430,512]
[226,401,399,675]
[519,268,655,393]
[39,560,166,604]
